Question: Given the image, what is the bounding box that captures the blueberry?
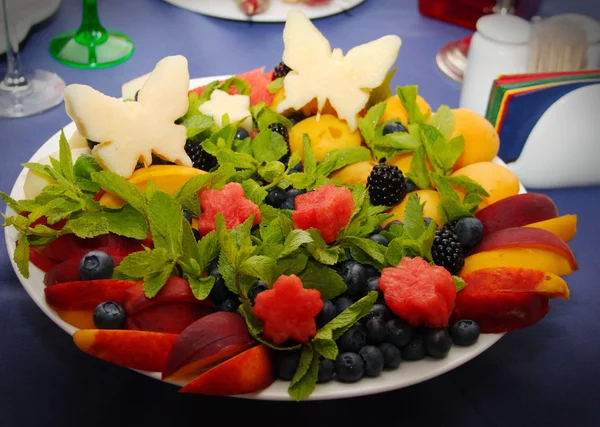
[316,300,338,328]
[382,121,408,135]
[387,318,414,348]
[86,139,99,150]
[423,217,436,228]
[280,197,296,210]
[248,280,268,305]
[343,248,353,262]
[335,352,365,383]
[317,358,335,383]
[369,233,389,247]
[367,277,382,300]
[404,178,416,193]
[359,345,385,377]
[183,210,193,224]
[335,296,354,313]
[365,317,388,344]
[93,301,126,329]
[337,325,367,353]
[402,335,427,361]
[384,220,403,231]
[370,304,392,323]
[265,187,288,209]
[364,265,379,280]
[209,269,235,304]
[377,342,402,369]
[218,298,240,312]
[192,229,201,241]
[289,162,303,174]
[424,328,452,359]
[235,127,249,140]
[207,259,219,275]
[372,225,383,234]
[79,250,114,280]
[341,261,367,299]
[454,217,484,249]
[450,319,480,346]
[286,188,306,199]
[286,113,304,125]
[275,350,301,381]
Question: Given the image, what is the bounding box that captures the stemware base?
[49,30,134,69]
[0,70,65,118]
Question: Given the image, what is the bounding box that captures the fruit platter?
[2,11,578,401]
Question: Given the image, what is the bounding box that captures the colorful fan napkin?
[485,70,600,162]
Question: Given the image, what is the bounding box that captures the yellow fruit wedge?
[525,214,577,243]
[99,165,205,207]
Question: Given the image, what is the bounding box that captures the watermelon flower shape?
[253,275,324,345]
[197,182,262,235]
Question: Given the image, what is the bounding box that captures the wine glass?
[49,0,134,69]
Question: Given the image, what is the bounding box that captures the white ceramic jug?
[459,14,532,116]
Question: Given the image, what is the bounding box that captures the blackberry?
[366,163,407,207]
[272,62,291,80]
[431,227,465,275]
[185,140,217,171]
[268,123,290,144]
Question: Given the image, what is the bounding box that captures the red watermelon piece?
[379,256,456,328]
[292,184,354,243]
[197,182,262,235]
[190,67,274,106]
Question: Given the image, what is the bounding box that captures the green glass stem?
[74,0,108,46]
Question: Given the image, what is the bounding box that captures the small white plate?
[162,0,365,22]
[0,0,61,55]
[4,75,507,401]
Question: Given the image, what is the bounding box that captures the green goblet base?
[49,30,134,69]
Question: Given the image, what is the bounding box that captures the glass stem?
[1,0,29,91]
[74,0,107,46]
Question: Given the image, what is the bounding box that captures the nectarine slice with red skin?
[460,267,570,300]
[29,246,59,272]
[525,214,577,243]
[179,345,275,396]
[469,227,578,271]
[162,312,254,381]
[475,193,559,235]
[126,302,213,335]
[73,329,178,372]
[461,248,573,276]
[56,309,95,329]
[44,279,139,310]
[41,233,146,262]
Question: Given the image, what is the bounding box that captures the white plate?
[5,76,508,401]
[162,0,365,22]
[0,0,61,55]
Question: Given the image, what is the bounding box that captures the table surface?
[1,0,600,426]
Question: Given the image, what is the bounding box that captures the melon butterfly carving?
[64,55,192,178]
[275,10,402,132]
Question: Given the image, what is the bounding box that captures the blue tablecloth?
[1,1,599,425]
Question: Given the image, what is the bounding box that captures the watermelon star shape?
[64,55,192,178]
[199,89,253,131]
[253,274,324,345]
[275,10,402,132]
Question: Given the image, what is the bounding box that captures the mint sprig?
[430,172,488,224]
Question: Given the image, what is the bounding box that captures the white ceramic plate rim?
[5,75,517,401]
[162,0,365,22]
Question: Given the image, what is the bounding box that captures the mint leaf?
[405,143,431,190]
[217,76,251,96]
[0,192,37,214]
[22,162,55,180]
[215,147,258,171]
[280,229,313,258]
[445,175,489,197]
[63,216,110,238]
[299,261,347,300]
[312,338,338,360]
[215,214,238,268]
[367,67,396,108]
[372,131,420,161]
[267,77,284,94]
[239,255,277,286]
[431,173,476,224]
[314,291,378,341]
[452,276,468,292]
[345,238,386,270]
[359,102,386,149]
[148,191,183,259]
[272,251,309,278]
[242,179,268,205]
[218,254,238,294]
[196,231,219,273]
[306,228,343,265]
[181,114,213,139]
[28,197,83,225]
[403,192,427,239]
[81,205,148,240]
[250,102,293,132]
[58,130,75,183]
[14,234,30,278]
[188,275,216,300]
[288,345,319,402]
[302,135,317,178]
[73,155,102,193]
[257,161,285,184]
[252,130,289,163]
[315,147,372,177]
[385,238,422,266]
[180,219,200,265]
[428,105,455,139]
[397,86,425,124]
[114,248,169,278]
[420,124,465,175]
[143,262,174,298]
[91,171,147,215]
[260,218,286,244]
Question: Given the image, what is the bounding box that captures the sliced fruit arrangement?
[1,10,579,401]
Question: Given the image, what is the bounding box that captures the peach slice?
[453,267,569,333]
[57,309,96,329]
[99,165,205,208]
[44,279,140,310]
[329,161,376,185]
[475,193,559,235]
[179,345,275,396]
[73,329,178,372]
[460,247,574,277]
[162,312,255,381]
[126,303,212,335]
[469,227,578,271]
[525,214,577,243]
